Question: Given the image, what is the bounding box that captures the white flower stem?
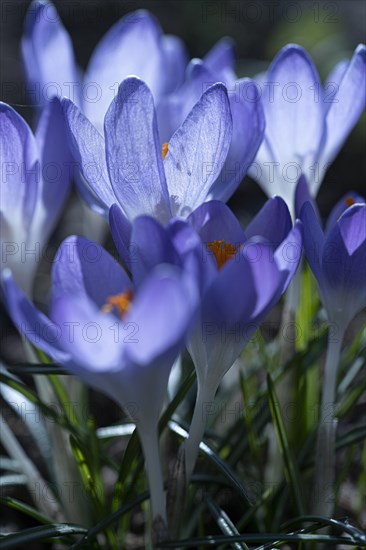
[138,424,167,525]
[313,326,344,516]
[184,378,217,482]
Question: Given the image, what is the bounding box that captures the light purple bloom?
[249,44,366,211]
[62,78,233,222]
[0,101,71,297]
[22,1,188,132]
[300,196,366,331]
[2,235,198,522]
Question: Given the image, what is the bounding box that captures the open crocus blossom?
[62,78,233,221]
[109,198,303,480]
[2,236,198,526]
[249,44,366,213]
[0,101,71,298]
[22,1,188,132]
[183,198,303,479]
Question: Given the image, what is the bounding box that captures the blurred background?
[1,0,365,219]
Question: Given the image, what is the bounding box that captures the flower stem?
[184,379,217,482]
[138,424,167,526]
[313,326,344,516]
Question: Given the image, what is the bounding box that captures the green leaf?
[169,420,252,506]
[0,524,87,549]
[266,374,306,516]
[0,496,54,524]
[206,496,249,550]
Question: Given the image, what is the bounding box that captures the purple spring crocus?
[0,101,71,298]
[299,187,365,516]
[2,235,198,526]
[249,44,366,212]
[62,78,233,222]
[22,1,188,132]
[300,194,366,332]
[109,198,303,480]
[182,198,303,479]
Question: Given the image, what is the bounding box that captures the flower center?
[207,240,238,270]
[162,142,169,160]
[101,289,133,318]
[345,196,356,208]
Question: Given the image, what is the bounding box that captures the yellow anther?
[207,240,238,270]
[162,142,169,160]
[101,289,133,318]
[345,196,356,208]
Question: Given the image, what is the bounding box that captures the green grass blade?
[266,374,306,516]
[0,524,87,549]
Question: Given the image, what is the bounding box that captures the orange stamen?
[162,142,169,160]
[101,289,133,318]
[207,240,238,270]
[345,196,355,208]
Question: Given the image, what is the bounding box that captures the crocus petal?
[0,102,39,231]
[203,37,237,83]
[208,78,265,202]
[1,270,69,363]
[52,236,131,307]
[320,45,366,169]
[129,217,182,285]
[164,83,232,217]
[254,45,326,201]
[325,192,365,234]
[322,205,366,324]
[188,200,246,244]
[62,98,116,214]
[109,204,132,270]
[33,97,71,234]
[300,201,325,283]
[161,35,188,94]
[84,10,164,128]
[246,196,292,247]
[324,59,349,114]
[156,60,216,142]
[294,174,317,219]
[51,294,123,371]
[125,265,197,365]
[21,0,81,107]
[273,220,303,291]
[104,78,171,222]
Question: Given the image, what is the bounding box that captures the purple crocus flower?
[182,198,303,478]
[62,78,233,222]
[0,101,71,297]
[109,198,303,480]
[249,44,366,212]
[2,235,198,525]
[300,195,366,331]
[299,187,365,517]
[22,1,188,132]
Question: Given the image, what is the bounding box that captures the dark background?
[1,0,365,219]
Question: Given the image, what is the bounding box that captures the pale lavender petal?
[246,196,292,247]
[21,0,81,107]
[320,45,366,168]
[203,36,237,83]
[104,78,171,222]
[84,10,164,127]
[62,98,116,214]
[52,236,131,307]
[161,35,188,93]
[208,78,265,202]
[164,83,232,217]
[0,103,39,231]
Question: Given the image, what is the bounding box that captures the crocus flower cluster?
[1,0,365,537]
